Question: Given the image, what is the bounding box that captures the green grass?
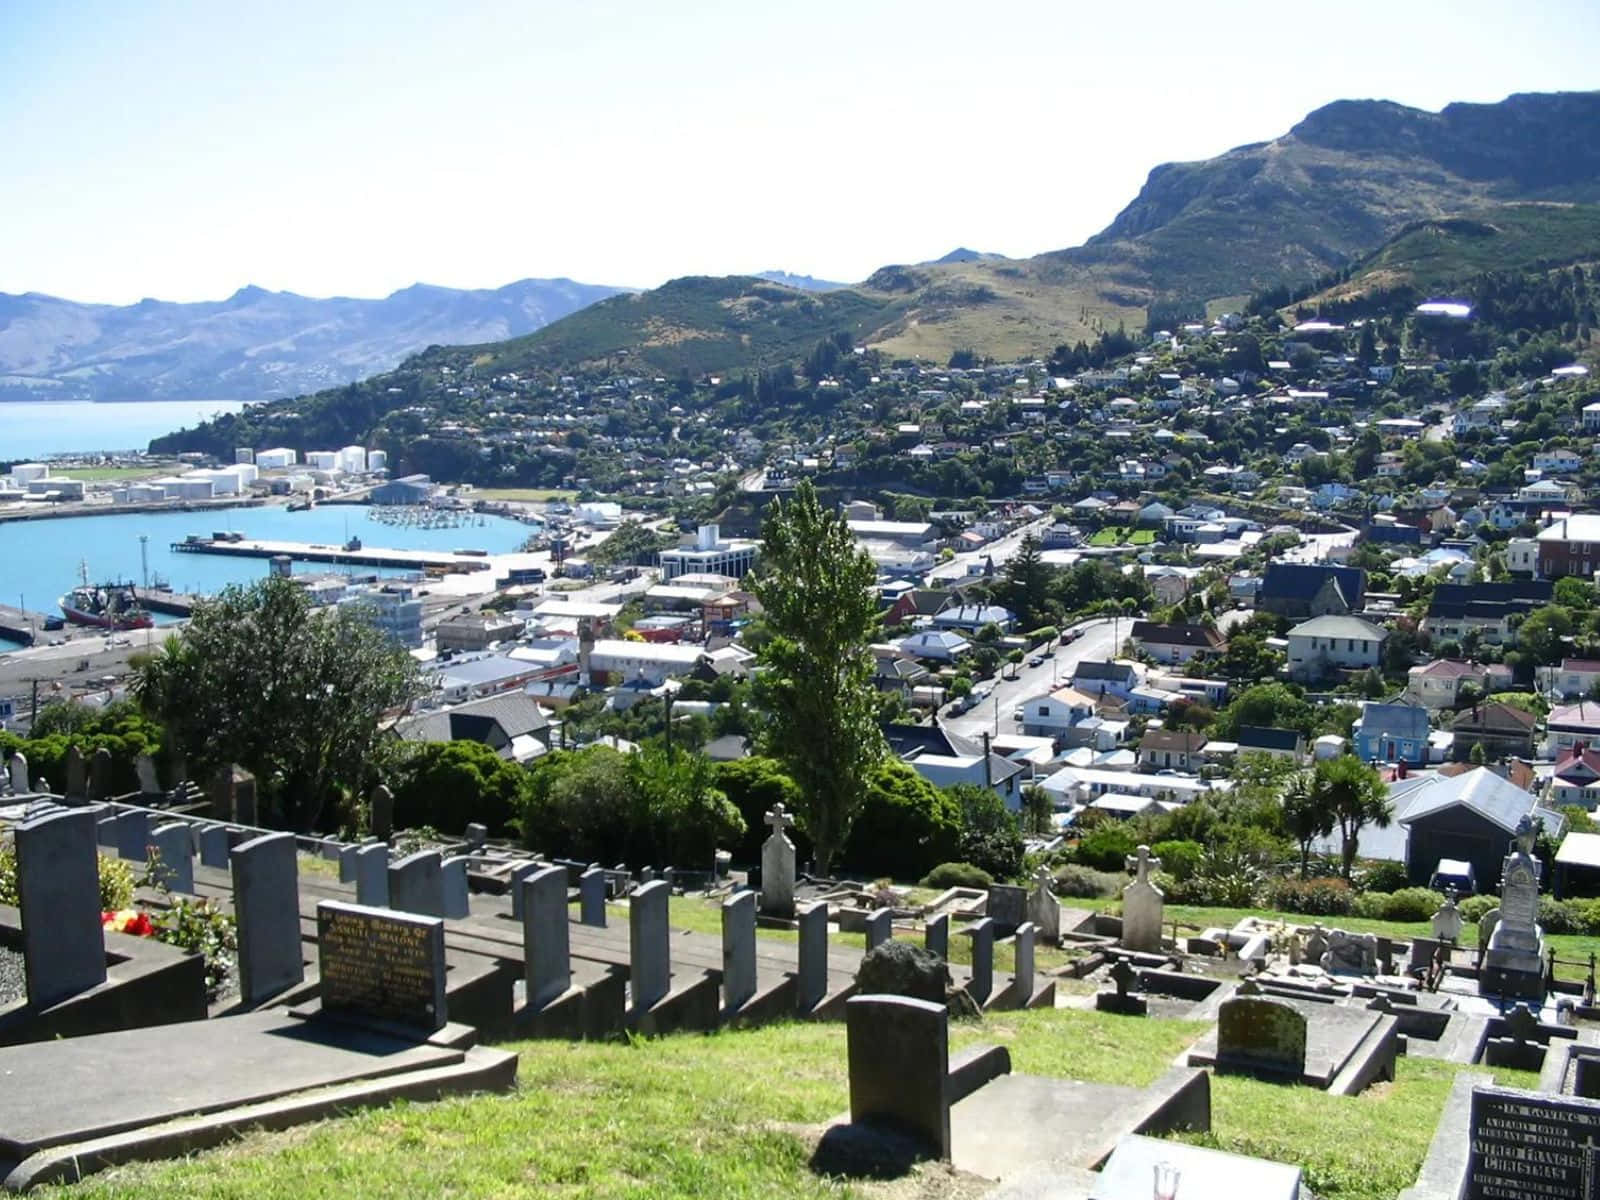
[1127,529,1157,546]
[1088,527,1124,547]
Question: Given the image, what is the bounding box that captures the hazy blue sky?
[4,0,1598,304]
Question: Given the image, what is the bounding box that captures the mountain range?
[0,277,627,404]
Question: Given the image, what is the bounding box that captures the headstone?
[369,783,394,841]
[463,822,488,851]
[63,746,87,802]
[925,912,950,960]
[1320,929,1378,975]
[8,751,28,793]
[338,843,359,883]
[1466,1084,1600,1200]
[232,767,258,825]
[1096,957,1150,1016]
[522,865,572,1010]
[1432,890,1463,942]
[90,747,114,801]
[661,866,675,892]
[147,823,195,893]
[354,843,389,907]
[441,855,470,919]
[966,917,995,1006]
[759,803,797,919]
[135,753,162,797]
[230,832,305,1005]
[388,850,445,917]
[1014,921,1035,1003]
[95,814,119,848]
[1482,815,1547,1001]
[579,866,607,926]
[629,879,671,1012]
[865,908,892,952]
[317,900,446,1033]
[1121,844,1165,953]
[15,808,106,1008]
[846,994,951,1160]
[198,824,231,869]
[722,890,757,1011]
[1027,866,1060,945]
[986,884,1027,938]
[640,866,655,885]
[1303,924,1330,963]
[506,860,540,919]
[797,901,828,1011]
[1215,995,1308,1080]
[1408,936,1443,975]
[115,806,151,863]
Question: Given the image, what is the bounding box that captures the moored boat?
[60,580,153,631]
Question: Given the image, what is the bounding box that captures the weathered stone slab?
[316,900,446,1033]
[986,885,1026,938]
[146,823,195,894]
[579,866,606,926]
[1091,1133,1299,1199]
[797,901,828,1012]
[722,890,756,1012]
[353,843,388,908]
[865,908,892,952]
[231,832,304,1005]
[966,918,994,1007]
[388,851,444,917]
[114,807,151,863]
[628,879,670,1012]
[521,865,571,1011]
[925,912,949,960]
[441,856,470,919]
[15,808,105,1009]
[1216,995,1306,1079]
[847,994,950,1160]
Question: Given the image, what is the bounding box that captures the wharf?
[0,603,55,646]
[137,589,200,617]
[170,536,495,573]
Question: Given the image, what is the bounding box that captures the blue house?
[1354,701,1431,765]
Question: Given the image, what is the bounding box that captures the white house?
[1286,615,1387,681]
[898,630,971,662]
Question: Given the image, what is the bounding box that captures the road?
[927,513,1053,585]
[0,623,181,703]
[944,616,1121,740]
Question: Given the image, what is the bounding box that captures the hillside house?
[1405,660,1511,710]
[1286,615,1387,681]
[1258,563,1366,620]
[1130,621,1226,665]
[1353,702,1431,765]
[1234,725,1306,762]
[1450,702,1537,761]
[1548,745,1600,810]
[1138,729,1208,772]
[1072,660,1140,701]
[1547,702,1600,757]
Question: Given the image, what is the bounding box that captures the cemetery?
[6,759,1600,1198]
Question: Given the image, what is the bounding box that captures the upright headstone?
[134,753,162,797]
[388,850,445,917]
[865,908,892,952]
[463,822,488,851]
[95,813,119,848]
[925,912,950,960]
[1096,957,1149,1016]
[629,879,671,1012]
[522,865,571,1010]
[1321,929,1378,976]
[1014,921,1035,1004]
[797,901,829,1012]
[579,866,607,926]
[1482,815,1547,1001]
[115,807,151,863]
[441,855,470,919]
[90,747,114,802]
[317,900,446,1032]
[63,746,87,803]
[369,783,394,841]
[1215,995,1308,1080]
[722,890,757,1012]
[967,917,995,1006]
[8,751,28,793]
[198,824,231,869]
[232,767,258,826]
[147,823,195,893]
[1466,1084,1600,1200]
[15,808,106,1008]
[354,842,389,907]
[1432,891,1463,943]
[847,994,951,1160]
[1027,866,1061,945]
[507,860,541,919]
[759,803,797,919]
[1121,844,1165,953]
[986,884,1027,938]
[230,832,305,1005]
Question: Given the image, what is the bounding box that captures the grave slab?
[1187,994,1398,1092]
[1089,1133,1299,1199]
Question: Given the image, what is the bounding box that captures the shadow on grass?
[808,1120,931,1180]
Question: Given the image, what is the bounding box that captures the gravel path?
[0,945,24,1006]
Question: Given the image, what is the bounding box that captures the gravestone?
[95,813,119,849]
[1432,890,1463,942]
[231,832,305,1005]
[147,823,195,894]
[1120,844,1164,953]
[353,843,389,907]
[90,747,114,801]
[722,890,757,1012]
[865,908,892,952]
[579,866,606,926]
[198,824,231,869]
[1466,1084,1600,1200]
[317,900,446,1033]
[135,753,162,797]
[1215,995,1308,1080]
[1482,815,1547,1002]
[1483,1003,1545,1072]
[797,901,829,1012]
[1304,924,1330,963]
[759,803,797,919]
[522,865,571,1010]
[1321,929,1378,976]
[1408,936,1442,975]
[1096,957,1148,1016]
[115,807,151,863]
[463,822,488,851]
[8,751,28,793]
[847,994,951,1159]
[441,856,470,919]
[629,879,671,1012]
[1014,921,1035,1004]
[388,850,445,917]
[63,747,87,802]
[369,783,394,841]
[15,808,106,1008]
[1027,866,1060,945]
[507,860,541,919]
[925,912,950,960]
[211,764,257,825]
[986,884,1027,938]
[966,917,995,1006]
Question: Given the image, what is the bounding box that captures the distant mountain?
[926,248,1005,265]
[755,270,849,292]
[0,277,627,403]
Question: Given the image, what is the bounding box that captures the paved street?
[944,615,1121,739]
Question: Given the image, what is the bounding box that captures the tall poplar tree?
[749,480,885,875]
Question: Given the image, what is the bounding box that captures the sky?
[4,0,1599,305]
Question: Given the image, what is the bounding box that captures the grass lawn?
[56,465,169,482]
[474,487,579,502]
[1087,527,1124,547]
[1127,529,1156,546]
[41,1005,1534,1200]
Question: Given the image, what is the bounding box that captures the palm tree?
[1316,756,1393,880]
[1281,770,1335,878]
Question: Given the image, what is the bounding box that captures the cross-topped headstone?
[1505,1002,1539,1050]
[1120,844,1165,953]
[1125,844,1162,885]
[759,802,797,919]
[1110,957,1138,999]
[765,803,793,839]
[1027,866,1060,945]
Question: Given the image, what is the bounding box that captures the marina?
[171,535,496,573]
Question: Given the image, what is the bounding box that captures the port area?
[171,535,498,574]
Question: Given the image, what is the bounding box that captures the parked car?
[1027,655,1045,668]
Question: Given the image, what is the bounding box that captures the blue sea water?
[0,504,535,651]
[0,399,249,459]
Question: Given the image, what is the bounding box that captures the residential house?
[898,630,971,662]
[1421,581,1554,646]
[1547,702,1600,756]
[1072,660,1141,700]
[1405,660,1488,710]
[1286,614,1387,681]
[1393,767,1565,889]
[1257,563,1367,619]
[392,693,552,763]
[1535,514,1600,580]
[1146,569,1191,607]
[1548,658,1600,700]
[1234,725,1307,762]
[1354,702,1431,765]
[1548,745,1600,810]
[1130,621,1226,665]
[871,644,930,694]
[931,604,1018,634]
[1450,702,1537,761]
[1138,729,1208,772]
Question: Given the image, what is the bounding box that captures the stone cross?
[1120,844,1165,954]
[1505,1002,1539,1050]
[1110,957,1138,999]
[1125,844,1162,885]
[759,802,797,920]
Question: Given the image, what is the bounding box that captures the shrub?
[1570,898,1600,935]
[1073,824,1138,872]
[1053,864,1124,899]
[1358,861,1411,894]
[1355,887,1444,922]
[1538,898,1580,935]
[1266,875,1356,916]
[1151,840,1204,882]
[920,862,994,891]
[1459,894,1499,924]
[840,761,962,881]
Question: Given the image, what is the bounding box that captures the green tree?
[626,746,745,868]
[1022,784,1053,837]
[1216,683,1314,738]
[748,480,886,874]
[840,760,962,880]
[949,783,1024,880]
[998,533,1051,628]
[389,741,529,836]
[1315,755,1392,879]
[1518,605,1574,666]
[1281,770,1335,878]
[133,576,419,831]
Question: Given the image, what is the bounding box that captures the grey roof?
[1260,563,1365,605]
[1236,726,1303,752]
[1357,702,1431,742]
[1289,615,1388,642]
[394,692,549,750]
[1396,767,1564,836]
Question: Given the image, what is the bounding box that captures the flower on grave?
[102,908,156,937]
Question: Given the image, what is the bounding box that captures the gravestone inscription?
[1466,1083,1600,1200]
[316,900,447,1033]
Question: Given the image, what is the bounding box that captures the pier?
[170,536,495,573]
[138,589,200,617]
[0,604,55,646]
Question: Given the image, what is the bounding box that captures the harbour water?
[0,399,249,460]
[0,503,535,651]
